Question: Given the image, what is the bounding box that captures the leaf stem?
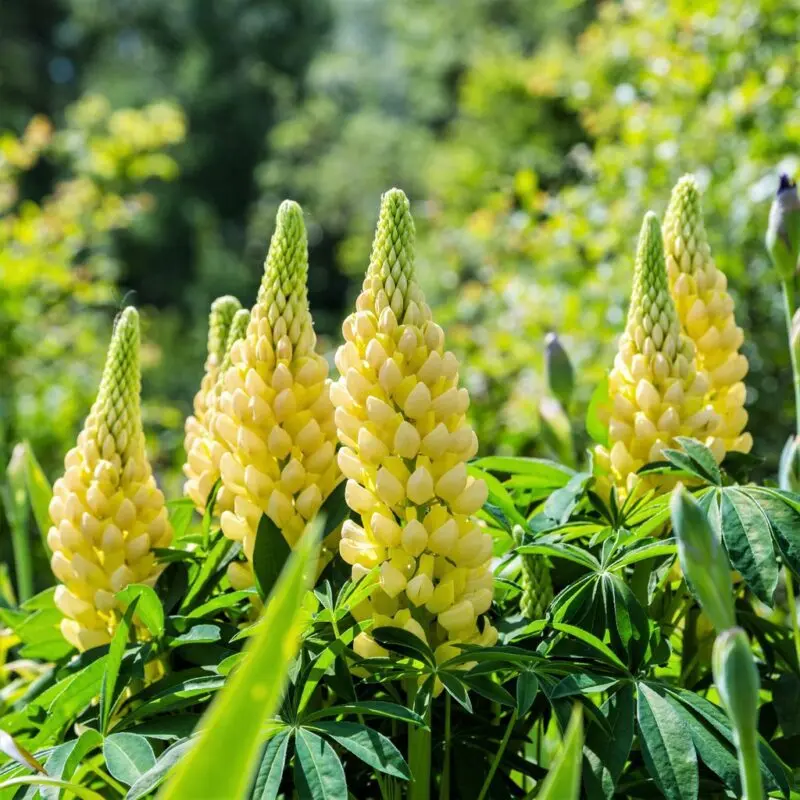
[476,709,517,800]
[407,681,432,800]
[735,728,764,800]
[438,693,451,800]
[783,280,800,433]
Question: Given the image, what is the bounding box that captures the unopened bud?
[545,332,574,407]
[712,628,760,749]
[779,434,800,493]
[766,174,800,280]
[670,484,735,632]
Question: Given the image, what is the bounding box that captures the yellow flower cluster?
[48,308,173,651]
[595,213,718,494]
[214,201,339,589]
[333,189,495,663]
[183,295,242,511]
[663,176,751,459]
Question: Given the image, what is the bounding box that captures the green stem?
[781,279,800,433]
[407,682,432,800]
[476,709,517,800]
[8,509,33,603]
[736,729,764,800]
[783,567,800,670]
[438,693,451,800]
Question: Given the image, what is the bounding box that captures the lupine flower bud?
[514,527,553,620]
[183,297,242,510]
[712,627,762,799]
[48,308,173,651]
[334,189,496,661]
[544,332,574,408]
[183,308,250,512]
[671,485,735,632]
[766,174,800,281]
[663,176,751,459]
[214,201,339,587]
[594,213,716,494]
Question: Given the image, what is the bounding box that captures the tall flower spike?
[48,308,173,651]
[215,201,339,583]
[334,188,496,664]
[183,296,242,510]
[595,213,717,495]
[663,176,751,459]
[184,308,250,513]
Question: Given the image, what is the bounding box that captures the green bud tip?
[367,187,416,305]
[544,331,574,406]
[218,309,251,376]
[670,484,735,632]
[766,173,800,280]
[208,295,242,364]
[712,627,760,740]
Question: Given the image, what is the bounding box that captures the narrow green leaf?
[470,456,573,484]
[303,701,426,727]
[747,488,800,579]
[586,377,610,447]
[22,442,53,554]
[637,683,699,800]
[537,705,583,800]
[103,733,156,786]
[101,597,139,734]
[673,437,722,485]
[0,777,104,799]
[252,514,292,601]
[516,671,539,716]
[314,721,409,779]
[371,627,435,666]
[719,488,778,604]
[42,729,102,800]
[551,622,628,671]
[467,465,527,527]
[179,533,235,612]
[250,731,291,800]
[116,584,164,639]
[294,729,347,800]
[585,684,634,798]
[158,521,320,800]
[318,481,349,540]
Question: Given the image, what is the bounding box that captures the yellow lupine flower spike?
[595,213,718,495]
[184,308,250,513]
[215,201,339,573]
[183,296,242,510]
[663,175,752,459]
[333,188,495,663]
[48,307,173,651]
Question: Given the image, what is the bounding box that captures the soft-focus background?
[2,0,799,502]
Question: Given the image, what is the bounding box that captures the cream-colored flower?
[663,175,751,459]
[49,308,173,651]
[595,213,718,495]
[333,189,496,660]
[183,308,250,513]
[214,201,339,587]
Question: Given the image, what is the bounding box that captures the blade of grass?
[158,517,322,799]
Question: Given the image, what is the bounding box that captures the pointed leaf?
[294,729,347,800]
[102,733,156,787]
[252,514,292,601]
[250,731,291,800]
[314,721,409,779]
[537,705,583,800]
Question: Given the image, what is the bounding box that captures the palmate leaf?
[312,721,410,779]
[294,729,347,800]
[636,683,699,800]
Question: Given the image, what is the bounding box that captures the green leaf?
[22,442,53,554]
[103,733,156,787]
[179,532,235,612]
[517,542,600,571]
[314,721,409,779]
[120,675,225,724]
[551,622,628,671]
[252,514,292,601]
[167,498,195,542]
[304,701,426,727]
[294,729,347,800]
[637,683,699,800]
[158,521,320,800]
[536,705,583,800]
[662,692,740,795]
[747,489,800,579]
[116,584,165,639]
[719,488,778,604]
[127,739,194,800]
[0,777,104,800]
[250,730,291,800]
[516,671,539,716]
[470,456,573,485]
[42,729,102,800]
[467,465,527,527]
[586,377,609,447]
[585,684,634,799]
[673,438,722,485]
[371,627,435,666]
[101,597,139,734]
[608,540,676,570]
[185,589,257,619]
[438,672,472,712]
[318,480,349,539]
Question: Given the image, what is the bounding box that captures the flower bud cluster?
[49,308,173,650]
[663,176,751,459]
[595,213,718,494]
[333,189,495,662]
[213,202,339,589]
